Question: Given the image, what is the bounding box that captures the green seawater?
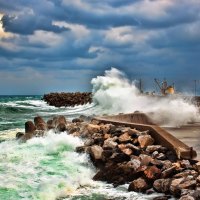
[0,96,160,200]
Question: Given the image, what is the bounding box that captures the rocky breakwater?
[16,116,200,200]
[43,92,92,107]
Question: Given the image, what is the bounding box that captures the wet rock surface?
[17,115,200,199]
[43,92,92,107]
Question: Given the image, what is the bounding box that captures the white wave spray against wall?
[91,68,199,127]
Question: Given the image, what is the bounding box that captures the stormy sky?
[0,0,200,95]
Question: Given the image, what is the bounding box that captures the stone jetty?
[16,115,200,200]
[43,92,92,107]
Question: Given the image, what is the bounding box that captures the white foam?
[91,68,200,127]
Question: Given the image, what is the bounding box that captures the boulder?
[138,135,154,148]
[118,132,132,143]
[139,154,152,166]
[146,145,163,153]
[76,146,90,153]
[34,116,46,130]
[87,124,101,134]
[128,178,149,192]
[103,138,118,149]
[127,159,141,171]
[153,178,171,193]
[170,178,184,196]
[72,118,84,123]
[144,166,161,180]
[25,121,36,133]
[16,132,24,140]
[100,124,114,134]
[89,145,103,163]
[161,166,176,178]
[47,119,54,130]
[179,195,195,200]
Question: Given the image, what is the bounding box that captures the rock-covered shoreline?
[43,92,92,107]
[16,115,200,200]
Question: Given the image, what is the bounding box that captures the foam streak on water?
[0,131,95,200]
[0,131,162,200]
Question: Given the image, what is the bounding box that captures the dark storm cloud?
[1,14,69,35]
[0,0,200,94]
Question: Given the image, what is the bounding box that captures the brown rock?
[76,146,90,153]
[87,124,101,134]
[139,154,152,166]
[170,178,184,196]
[146,145,163,153]
[100,124,113,134]
[118,132,132,143]
[121,148,133,156]
[89,145,103,161]
[138,135,154,148]
[179,195,195,200]
[161,166,176,178]
[153,196,170,200]
[47,119,54,130]
[127,159,141,171]
[153,178,171,193]
[180,160,192,169]
[103,138,118,149]
[16,132,24,139]
[179,180,196,190]
[195,161,200,173]
[34,116,46,130]
[25,121,36,133]
[174,170,198,179]
[128,178,149,192]
[144,166,161,180]
[156,153,166,160]
[72,118,84,123]
[196,175,200,183]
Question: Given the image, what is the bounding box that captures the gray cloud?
[0,0,200,94]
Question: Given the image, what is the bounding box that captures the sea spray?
[0,130,162,200]
[0,131,97,200]
[91,67,199,127]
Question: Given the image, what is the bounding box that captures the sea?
[0,95,162,200]
[1,68,195,200]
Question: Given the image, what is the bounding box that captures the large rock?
[43,92,92,107]
[34,116,46,130]
[144,166,161,180]
[161,166,176,178]
[53,115,68,132]
[138,135,154,148]
[179,195,195,200]
[128,178,149,192]
[87,124,101,134]
[103,138,118,149]
[118,132,132,143]
[170,178,184,196]
[47,119,54,130]
[153,178,171,193]
[25,121,36,133]
[16,132,24,140]
[89,145,103,163]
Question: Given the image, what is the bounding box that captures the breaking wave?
[91,68,199,127]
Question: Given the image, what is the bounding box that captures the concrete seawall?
[94,112,197,160]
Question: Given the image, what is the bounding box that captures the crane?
[154,78,175,96]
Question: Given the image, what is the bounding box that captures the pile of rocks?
[42,92,92,107]
[16,116,200,200]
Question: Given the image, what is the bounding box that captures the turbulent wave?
[0,96,96,131]
[0,131,160,200]
[91,68,200,127]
